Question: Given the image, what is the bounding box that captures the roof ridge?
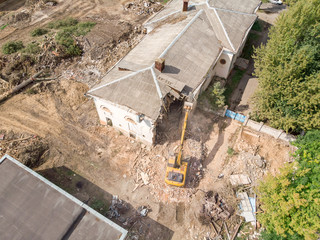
[206,0,235,52]
[88,67,151,93]
[214,7,257,16]
[159,9,204,58]
[150,67,163,100]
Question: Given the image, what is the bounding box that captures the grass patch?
[0,24,8,30]
[224,68,246,105]
[31,28,49,37]
[48,17,79,29]
[241,32,259,60]
[90,198,109,216]
[227,147,235,156]
[22,42,41,54]
[2,41,24,54]
[47,18,96,57]
[26,88,38,95]
[252,20,262,32]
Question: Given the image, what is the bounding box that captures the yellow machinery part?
[165,104,191,187]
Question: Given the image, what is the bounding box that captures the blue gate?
[225,109,246,123]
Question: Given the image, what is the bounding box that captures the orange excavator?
[165,101,193,187]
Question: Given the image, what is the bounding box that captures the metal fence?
[225,109,246,123]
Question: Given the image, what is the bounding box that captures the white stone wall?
[93,97,156,145]
[214,50,234,79]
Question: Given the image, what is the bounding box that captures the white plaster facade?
[93,97,156,145]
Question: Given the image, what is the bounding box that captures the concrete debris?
[45,1,58,6]
[123,0,163,16]
[237,192,256,225]
[218,173,224,179]
[140,172,149,185]
[229,174,251,186]
[137,206,148,217]
[253,155,266,169]
[0,134,4,140]
[199,191,234,224]
[107,195,129,219]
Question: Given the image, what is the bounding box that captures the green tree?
[253,0,320,133]
[257,130,320,240]
[200,82,226,110]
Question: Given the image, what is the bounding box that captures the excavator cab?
[165,101,193,187]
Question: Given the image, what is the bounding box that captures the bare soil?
[0,1,292,240]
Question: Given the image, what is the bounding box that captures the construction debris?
[137,206,148,217]
[107,195,129,219]
[198,191,234,224]
[0,130,49,168]
[237,192,256,225]
[123,0,163,16]
[230,174,251,186]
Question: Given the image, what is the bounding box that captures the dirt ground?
[0,1,293,240]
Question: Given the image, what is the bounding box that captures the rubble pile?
[0,130,49,168]
[234,152,267,185]
[107,195,150,229]
[131,139,205,203]
[198,191,234,224]
[185,140,205,188]
[123,0,163,16]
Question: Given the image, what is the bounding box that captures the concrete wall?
[93,97,156,145]
[244,119,296,142]
[214,50,234,79]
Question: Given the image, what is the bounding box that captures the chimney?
[155,58,165,72]
[183,0,189,11]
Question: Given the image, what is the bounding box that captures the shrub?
[23,42,41,54]
[31,28,49,37]
[257,130,320,240]
[2,41,24,54]
[76,21,96,35]
[200,82,226,110]
[52,19,96,57]
[227,147,234,156]
[48,17,78,29]
[55,30,82,56]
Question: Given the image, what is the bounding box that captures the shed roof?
[0,154,127,240]
[88,0,260,121]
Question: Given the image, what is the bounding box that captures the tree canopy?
[253,0,320,133]
[257,130,320,240]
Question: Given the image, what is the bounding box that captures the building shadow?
[202,118,232,168]
[37,166,174,240]
[0,0,26,11]
[259,3,286,13]
[162,65,180,74]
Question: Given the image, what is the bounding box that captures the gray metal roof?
[208,0,261,14]
[0,155,127,240]
[88,0,260,121]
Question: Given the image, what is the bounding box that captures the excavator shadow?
[38,166,174,240]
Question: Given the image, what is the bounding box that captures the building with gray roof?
[87,0,261,145]
[0,154,127,240]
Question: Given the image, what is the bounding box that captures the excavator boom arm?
[176,107,190,167]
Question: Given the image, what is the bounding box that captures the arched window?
[100,106,112,115]
[125,116,136,125]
